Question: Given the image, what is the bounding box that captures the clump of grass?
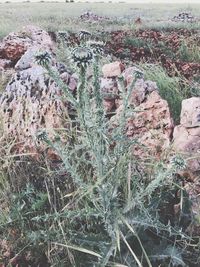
[124,37,153,49]
[141,64,189,124]
[156,40,176,59]
[179,37,200,63]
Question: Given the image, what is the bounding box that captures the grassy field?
[0,2,200,38]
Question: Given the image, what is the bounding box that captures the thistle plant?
[78,30,91,42]
[11,42,194,267]
[71,44,108,178]
[87,40,105,56]
[35,51,52,67]
[36,129,48,142]
[170,155,187,172]
[71,46,93,68]
[57,31,69,42]
[90,41,105,132]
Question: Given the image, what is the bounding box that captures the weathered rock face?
[0,26,78,158]
[128,79,158,107]
[100,71,120,113]
[0,26,54,64]
[173,97,200,171]
[100,63,173,158]
[110,85,173,158]
[0,66,69,157]
[0,69,14,91]
[122,66,143,87]
[0,37,29,62]
[179,97,200,126]
[100,66,158,114]
[100,77,118,99]
[130,90,173,157]
[15,46,42,71]
[102,61,125,78]
[101,77,118,111]
[103,99,116,113]
[60,72,77,92]
[0,59,12,70]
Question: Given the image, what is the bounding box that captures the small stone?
[180,97,200,126]
[102,61,125,78]
[100,77,118,99]
[122,66,144,87]
[103,99,115,113]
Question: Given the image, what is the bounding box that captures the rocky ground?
[106,29,200,79]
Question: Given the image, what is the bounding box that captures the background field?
[0,2,200,38]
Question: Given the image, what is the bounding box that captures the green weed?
[141,64,189,124]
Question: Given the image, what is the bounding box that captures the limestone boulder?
[0,59,12,70]
[179,97,200,126]
[15,46,42,70]
[173,97,200,171]
[0,65,69,157]
[100,77,118,99]
[24,25,54,50]
[122,66,144,87]
[100,67,158,112]
[111,90,173,158]
[128,79,158,106]
[102,61,125,78]
[118,67,158,106]
[0,26,54,64]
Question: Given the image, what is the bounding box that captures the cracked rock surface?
[0,66,69,157]
[173,97,200,171]
[0,25,54,64]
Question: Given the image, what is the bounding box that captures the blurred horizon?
[0,0,200,3]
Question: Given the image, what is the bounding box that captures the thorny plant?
[0,41,197,267]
